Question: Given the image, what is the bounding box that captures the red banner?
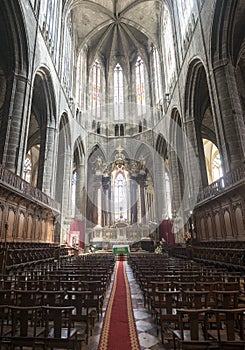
[159,219,175,245]
[69,220,84,248]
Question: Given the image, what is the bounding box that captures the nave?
[1,249,245,349]
[90,260,164,350]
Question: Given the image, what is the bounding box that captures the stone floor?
[84,261,169,350]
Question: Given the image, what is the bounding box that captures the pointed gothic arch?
[211,0,245,65]
[169,108,185,213]
[86,145,106,227]
[184,59,222,188]
[26,68,57,191]
[0,0,29,166]
[71,137,85,219]
[55,113,71,204]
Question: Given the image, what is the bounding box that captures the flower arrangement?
[154,241,164,254]
[154,245,163,254]
[184,232,191,244]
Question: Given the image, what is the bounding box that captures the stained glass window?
[92,60,101,118]
[63,15,73,91]
[135,56,146,116]
[203,139,223,184]
[162,9,176,90]
[41,0,62,63]
[177,0,194,36]
[23,156,32,184]
[114,173,127,220]
[152,47,162,103]
[213,153,223,181]
[114,63,124,120]
[23,147,39,187]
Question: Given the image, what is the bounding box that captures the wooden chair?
[40,305,79,349]
[42,279,60,290]
[173,281,196,292]
[171,308,216,350]
[39,290,66,306]
[212,290,240,309]
[15,279,40,290]
[0,277,13,290]
[14,289,39,306]
[207,308,245,349]
[182,291,210,309]
[0,305,11,344]
[218,282,240,291]
[145,281,172,311]
[140,275,157,307]
[83,280,104,319]
[60,280,80,291]
[195,281,219,292]
[0,290,14,306]
[66,290,95,343]
[8,305,44,349]
[152,290,182,343]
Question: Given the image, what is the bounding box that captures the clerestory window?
[114,63,124,120]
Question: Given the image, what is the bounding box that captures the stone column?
[183,119,202,198]
[92,188,98,225]
[137,183,141,223]
[154,154,165,222]
[127,177,131,223]
[144,188,148,222]
[169,149,182,215]
[76,163,85,219]
[104,188,108,226]
[4,73,30,173]
[60,151,72,244]
[140,179,146,223]
[111,182,114,225]
[130,179,137,224]
[42,126,56,196]
[211,62,245,170]
[108,185,112,226]
[97,187,102,226]
[150,192,155,222]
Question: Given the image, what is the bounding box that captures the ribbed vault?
[66,0,165,67]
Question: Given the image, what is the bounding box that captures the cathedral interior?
[0,0,244,261]
[0,1,245,349]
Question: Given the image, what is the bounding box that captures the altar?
[88,224,153,248]
[112,244,130,255]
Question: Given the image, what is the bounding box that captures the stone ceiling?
[66,0,164,67]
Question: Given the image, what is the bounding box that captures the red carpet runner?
[98,261,141,350]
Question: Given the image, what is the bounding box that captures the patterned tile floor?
[84,261,169,350]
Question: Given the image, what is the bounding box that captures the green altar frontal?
[112,245,130,255]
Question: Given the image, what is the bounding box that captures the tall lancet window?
[41,0,62,63]
[114,173,127,221]
[177,0,194,37]
[114,63,124,120]
[162,8,176,91]
[152,47,162,103]
[63,15,73,92]
[92,60,101,118]
[135,56,146,116]
[23,154,32,184]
